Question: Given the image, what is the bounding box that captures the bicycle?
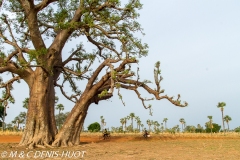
[99,133,111,140]
[142,133,150,139]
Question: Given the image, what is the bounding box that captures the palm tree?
[160,123,164,133]
[135,116,140,130]
[207,116,213,135]
[19,112,27,124]
[146,119,152,132]
[150,120,154,131]
[129,113,135,131]
[153,121,160,132]
[217,102,226,132]
[124,117,128,131]
[140,124,144,131]
[135,116,141,131]
[56,104,64,130]
[223,115,232,132]
[100,116,105,131]
[163,118,168,130]
[179,118,185,132]
[120,118,125,131]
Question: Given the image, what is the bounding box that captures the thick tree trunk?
[52,99,91,147]
[19,69,57,149]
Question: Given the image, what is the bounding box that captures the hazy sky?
[3,1,240,131]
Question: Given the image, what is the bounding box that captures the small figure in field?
[103,129,108,140]
[143,129,149,138]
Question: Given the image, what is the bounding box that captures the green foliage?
[87,122,101,132]
[195,124,204,133]
[169,125,180,134]
[205,123,221,133]
[217,102,226,110]
[0,105,5,121]
[143,80,152,84]
[98,89,108,98]
[184,125,196,133]
[195,128,204,133]
[22,98,29,109]
[28,48,48,62]
[234,126,240,132]
[223,115,232,123]
[11,112,27,127]
[0,52,6,59]
[5,123,14,131]
[55,112,69,129]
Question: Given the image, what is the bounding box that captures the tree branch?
[54,82,78,103]
[35,0,58,12]
[0,76,21,102]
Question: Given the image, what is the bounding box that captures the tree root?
[44,142,55,149]
[20,141,56,149]
[35,145,46,149]
[52,138,78,147]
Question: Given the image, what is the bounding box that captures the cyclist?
[143,129,149,138]
[103,129,109,140]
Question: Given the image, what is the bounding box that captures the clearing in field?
[0,132,240,160]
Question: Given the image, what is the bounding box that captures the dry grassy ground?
[0,132,240,160]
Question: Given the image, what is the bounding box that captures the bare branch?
[62,45,85,66]
[18,0,46,50]
[0,76,21,102]
[35,0,58,12]
[62,59,93,77]
[54,82,78,103]
[85,30,121,58]
[86,58,122,90]
[117,76,188,107]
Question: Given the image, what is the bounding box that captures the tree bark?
[19,69,57,149]
[221,109,225,133]
[52,99,91,147]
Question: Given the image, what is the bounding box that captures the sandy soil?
[0,134,240,160]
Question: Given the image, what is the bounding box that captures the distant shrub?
[205,123,221,133]
[87,122,101,132]
[234,126,240,132]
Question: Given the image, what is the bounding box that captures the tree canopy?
[0,0,187,148]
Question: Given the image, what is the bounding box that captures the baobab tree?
[217,102,226,133]
[0,0,187,148]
